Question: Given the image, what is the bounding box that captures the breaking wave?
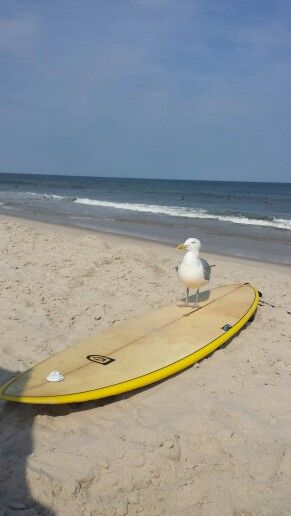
[5,192,291,230]
[74,198,291,230]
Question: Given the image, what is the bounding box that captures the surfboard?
[0,283,258,405]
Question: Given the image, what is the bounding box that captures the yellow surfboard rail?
[0,285,259,405]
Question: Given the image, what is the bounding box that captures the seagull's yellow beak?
[177,243,186,250]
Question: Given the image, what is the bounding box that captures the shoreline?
[1,212,290,272]
[1,173,291,266]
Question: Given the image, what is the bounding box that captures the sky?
[0,0,290,182]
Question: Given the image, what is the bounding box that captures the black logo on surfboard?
[222,324,232,331]
[86,355,115,365]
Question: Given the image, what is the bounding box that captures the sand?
[0,214,291,516]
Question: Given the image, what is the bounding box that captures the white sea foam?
[13,192,291,230]
[74,198,291,230]
[30,193,65,200]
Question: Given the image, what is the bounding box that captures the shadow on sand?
[0,367,54,515]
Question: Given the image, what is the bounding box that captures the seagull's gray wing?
[200,257,212,281]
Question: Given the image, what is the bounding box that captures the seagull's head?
[177,237,201,254]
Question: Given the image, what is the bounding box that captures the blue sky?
[0,0,290,181]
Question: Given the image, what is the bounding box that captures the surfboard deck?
[0,283,259,404]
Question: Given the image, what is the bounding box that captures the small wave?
[74,198,291,230]
[24,192,77,201]
[30,193,66,200]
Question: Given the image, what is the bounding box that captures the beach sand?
[1,214,291,516]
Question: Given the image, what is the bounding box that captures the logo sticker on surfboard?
[86,355,115,365]
[221,324,232,331]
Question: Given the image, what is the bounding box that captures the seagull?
[176,238,214,307]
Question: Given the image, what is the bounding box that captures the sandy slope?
[0,214,291,516]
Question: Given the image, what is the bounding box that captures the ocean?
[0,173,290,264]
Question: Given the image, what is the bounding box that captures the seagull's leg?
[178,287,200,308]
[185,288,199,308]
[195,288,200,305]
[177,287,190,307]
[182,288,200,308]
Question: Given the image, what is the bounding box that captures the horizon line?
[0,170,290,185]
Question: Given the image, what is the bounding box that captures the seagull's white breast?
[177,252,207,289]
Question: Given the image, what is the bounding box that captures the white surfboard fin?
[46,371,64,382]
